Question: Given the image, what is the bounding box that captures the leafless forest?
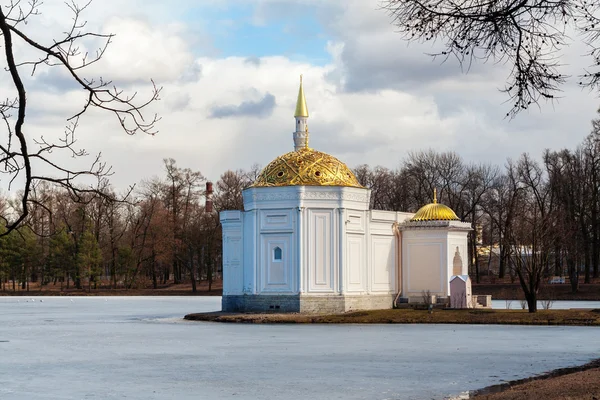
[2,1,600,312]
[2,111,600,310]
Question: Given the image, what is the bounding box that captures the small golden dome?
[411,203,460,221]
[252,147,363,188]
[411,189,460,221]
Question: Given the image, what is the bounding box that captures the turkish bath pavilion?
[219,78,474,313]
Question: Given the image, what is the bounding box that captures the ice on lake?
[0,296,599,400]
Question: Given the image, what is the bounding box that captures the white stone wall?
[345,208,367,294]
[220,184,471,312]
[220,211,244,296]
[400,221,471,299]
[229,186,375,299]
[366,211,410,294]
[402,230,447,298]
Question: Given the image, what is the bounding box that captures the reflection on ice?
[0,296,598,400]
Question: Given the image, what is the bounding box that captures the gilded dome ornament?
[252,147,363,188]
[411,188,460,221]
[253,76,362,188]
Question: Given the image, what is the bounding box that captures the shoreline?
[0,291,221,297]
[468,359,600,399]
[0,283,222,297]
[2,281,599,300]
[184,308,600,326]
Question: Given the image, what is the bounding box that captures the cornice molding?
[400,220,472,231]
[243,187,370,204]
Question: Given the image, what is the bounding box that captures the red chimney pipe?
[205,181,214,213]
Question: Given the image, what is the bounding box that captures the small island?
[184,307,600,326]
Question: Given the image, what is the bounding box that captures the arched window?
[273,246,282,261]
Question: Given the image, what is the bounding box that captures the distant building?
[220,78,474,313]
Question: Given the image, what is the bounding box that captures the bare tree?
[0,0,160,234]
[162,158,204,284]
[583,113,600,279]
[545,148,585,291]
[213,169,254,212]
[481,161,523,279]
[381,0,600,117]
[508,154,554,312]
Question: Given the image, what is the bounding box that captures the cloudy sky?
[4,0,600,190]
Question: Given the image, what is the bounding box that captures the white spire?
[293,75,309,151]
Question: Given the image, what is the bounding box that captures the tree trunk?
[567,255,579,293]
[592,184,599,278]
[189,250,197,293]
[593,232,600,279]
[207,240,213,292]
[152,252,158,289]
[162,268,168,285]
[111,246,117,290]
[498,241,507,279]
[190,267,197,293]
[584,243,591,284]
[526,296,537,313]
[173,260,180,284]
[516,264,538,313]
[554,243,562,276]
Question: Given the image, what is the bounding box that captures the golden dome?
[411,190,460,221]
[252,147,363,188]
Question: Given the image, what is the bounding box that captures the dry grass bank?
[472,359,600,400]
[184,308,600,326]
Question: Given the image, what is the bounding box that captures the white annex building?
[220,78,473,313]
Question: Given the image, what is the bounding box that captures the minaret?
[293,75,309,151]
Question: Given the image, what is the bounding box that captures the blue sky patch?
[183,3,331,65]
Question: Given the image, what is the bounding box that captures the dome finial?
[293,75,309,151]
[433,188,437,204]
[294,75,309,118]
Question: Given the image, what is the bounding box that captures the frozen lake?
[1,296,599,400]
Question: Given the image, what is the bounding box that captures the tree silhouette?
[0,0,160,234]
[381,0,600,117]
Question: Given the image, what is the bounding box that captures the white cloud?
[86,17,194,84]
[2,0,599,197]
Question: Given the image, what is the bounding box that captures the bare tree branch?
[0,0,161,236]
[381,0,597,117]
